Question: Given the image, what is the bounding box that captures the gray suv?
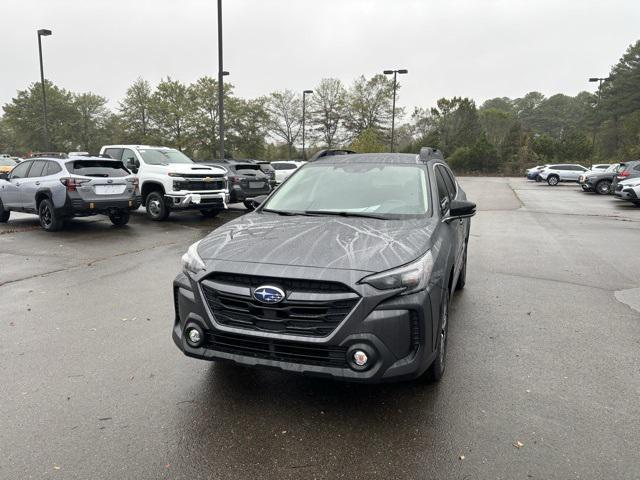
[0,156,141,231]
[172,148,476,383]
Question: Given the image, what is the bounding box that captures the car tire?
[145,191,170,221]
[580,185,590,191]
[547,175,559,186]
[0,199,10,223]
[455,244,467,291]
[243,200,255,211]
[38,198,64,232]
[421,288,450,383]
[535,176,542,183]
[200,209,219,218]
[595,180,611,195]
[109,210,130,226]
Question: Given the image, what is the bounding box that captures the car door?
[20,160,47,211]
[435,164,465,276]
[1,160,32,208]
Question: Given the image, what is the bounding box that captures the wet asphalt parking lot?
[1,178,639,480]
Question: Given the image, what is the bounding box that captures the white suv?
[538,164,589,186]
[100,145,228,220]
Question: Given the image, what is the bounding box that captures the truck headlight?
[359,251,434,295]
[181,240,206,275]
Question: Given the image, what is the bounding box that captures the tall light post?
[383,69,408,153]
[302,90,313,160]
[217,0,227,160]
[37,28,52,151]
[588,76,609,149]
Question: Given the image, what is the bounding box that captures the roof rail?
[308,149,356,162]
[419,147,444,163]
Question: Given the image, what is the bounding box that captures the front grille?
[174,180,226,191]
[179,173,225,179]
[204,330,348,367]
[201,274,358,337]
[208,272,351,293]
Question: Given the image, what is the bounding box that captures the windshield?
[0,159,16,166]
[137,148,194,165]
[263,163,430,218]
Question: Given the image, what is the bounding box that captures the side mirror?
[250,195,269,210]
[125,159,139,174]
[444,199,476,222]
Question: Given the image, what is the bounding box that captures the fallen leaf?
[513,441,524,449]
[53,465,61,470]
[459,455,465,460]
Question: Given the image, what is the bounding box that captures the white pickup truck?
[99,145,228,220]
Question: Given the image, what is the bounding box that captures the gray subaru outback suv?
[173,148,475,383]
[0,156,141,231]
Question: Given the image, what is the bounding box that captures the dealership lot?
[1,178,639,479]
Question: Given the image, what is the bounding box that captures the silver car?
[0,156,142,231]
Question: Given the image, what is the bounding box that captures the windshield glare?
[137,148,194,165]
[263,163,430,217]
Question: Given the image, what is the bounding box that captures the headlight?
[359,251,434,295]
[181,240,206,275]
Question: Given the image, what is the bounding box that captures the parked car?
[172,147,476,383]
[0,158,17,174]
[538,164,589,185]
[0,156,141,231]
[203,160,271,209]
[242,159,277,188]
[100,145,228,220]
[271,161,304,184]
[610,160,640,192]
[613,177,640,204]
[526,165,549,181]
[579,163,621,194]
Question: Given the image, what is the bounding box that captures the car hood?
[197,213,435,273]
[166,163,226,175]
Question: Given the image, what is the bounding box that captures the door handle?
[35,181,41,186]
[15,182,20,187]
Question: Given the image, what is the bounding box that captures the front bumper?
[615,188,637,200]
[165,192,229,210]
[172,266,441,383]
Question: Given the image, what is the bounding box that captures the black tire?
[200,209,220,218]
[455,244,467,291]
[422,289,450,383]
[145,191,169,221]
[109,210,130,226]
[0,199,10,223]
[243,200,255,211]
[580,185,590,191]
[595,180,611,195]
[38,198,64,232]
[535,176,542,183]
[547,175,559,186]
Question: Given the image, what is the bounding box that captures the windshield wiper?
[303,210,389,220]
[262,208,310,216]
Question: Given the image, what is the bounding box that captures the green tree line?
[1,40,638,171]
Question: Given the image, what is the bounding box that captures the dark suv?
[0,156,141,231]
[173,148,475,383]
[203,160,272,209]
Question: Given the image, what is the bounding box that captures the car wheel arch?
[35,189,53,208]
[141,182,165,205]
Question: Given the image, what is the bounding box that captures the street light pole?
[302,90,313,160]
[383,69,408,153]
[37,29,52,151]
[217,0,225,160]
[588,76,609,150]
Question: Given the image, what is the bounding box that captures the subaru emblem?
[253,285,285,304]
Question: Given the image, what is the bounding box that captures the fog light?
[353,350,368,367]
[185,326,203,347]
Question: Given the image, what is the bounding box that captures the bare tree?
[309,78,347,148]
[266,90,302,159]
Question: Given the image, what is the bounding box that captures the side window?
[434,167,450,212]
[10,161,31,179]
[634,164,640,171]
[27,160,46,178]
[46,162,62,176]
[104,148,123,160]
[121,149,138,166]
[440,166,457,198]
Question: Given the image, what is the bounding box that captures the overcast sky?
[1,0,639,114]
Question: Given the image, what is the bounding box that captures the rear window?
[272,163,297,170]
[235,164,261,172]
[65,160,130,177]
